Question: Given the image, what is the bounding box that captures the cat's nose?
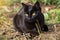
[28,18,31,20]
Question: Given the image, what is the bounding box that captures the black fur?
[13,1,48,37]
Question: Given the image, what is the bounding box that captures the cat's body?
[13,1,48,37]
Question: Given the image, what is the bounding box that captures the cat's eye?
[25,14,28,16]
[32,13,35,16]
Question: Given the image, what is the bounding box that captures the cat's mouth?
[27,19,36,23]
[28,20,33,22]
[24,18,36,23]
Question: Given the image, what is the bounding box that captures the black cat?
[13,1,48,37]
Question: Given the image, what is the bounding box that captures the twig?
[35,19,42,35]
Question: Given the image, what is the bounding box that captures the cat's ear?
[34,1,40,6]
[33,1,41,11]
[22,3,28,12]
[22,3,27,7]
[35,1,40,6]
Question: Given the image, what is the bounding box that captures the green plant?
[9,0,19,6]
[31,0,37,3]
[45,9,60,24]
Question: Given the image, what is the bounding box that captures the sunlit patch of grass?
[44,9,60,25]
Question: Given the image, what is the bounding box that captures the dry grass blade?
[35,19,42,35]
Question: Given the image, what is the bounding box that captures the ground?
[0,16,60,40]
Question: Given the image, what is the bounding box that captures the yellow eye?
[25,14,28,16]
[32,13,35,16]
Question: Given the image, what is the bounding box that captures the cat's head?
[22,1,41,22]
